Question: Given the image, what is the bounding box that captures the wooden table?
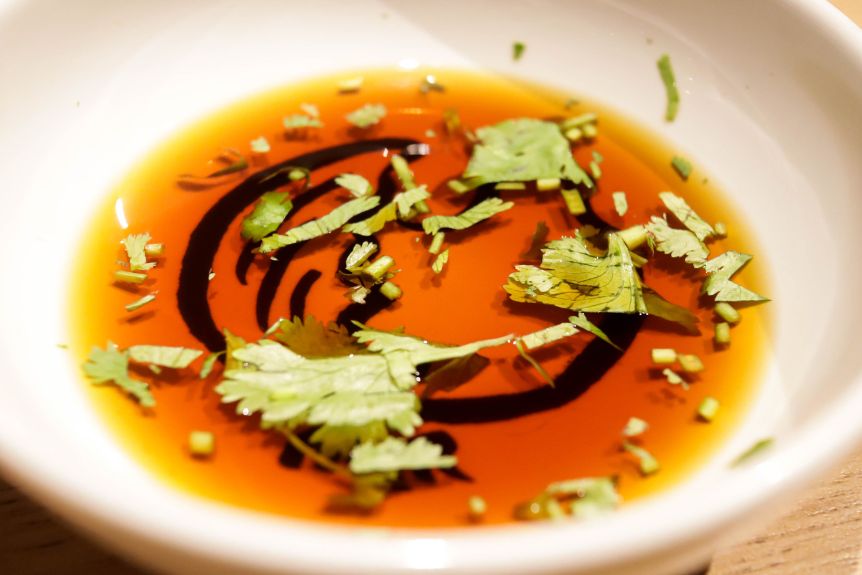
[2,2,861,573]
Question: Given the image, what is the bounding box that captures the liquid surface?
[70,68,769,528]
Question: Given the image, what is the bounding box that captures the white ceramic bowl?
[1,0,861,573]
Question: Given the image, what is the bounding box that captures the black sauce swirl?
[178,141,642,427]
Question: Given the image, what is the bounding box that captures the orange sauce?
[69,68,770,528]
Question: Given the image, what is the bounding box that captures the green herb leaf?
[349,437,457,474]
[642,287,700,334]
[283,114,323,129]
[461,118,592,190]
[504,233,647,314]
[516,477,620,521]
[250,136,271,154]
[671,156,692,180]
[569,312,622,351]
[612,191,628,216]
[514,339,555,387]
[335,173,374,198]
[702,251,769,303]
[345,241,379,272]
[431,248,449,274]
[512,41,526,61]
[83,343,154,407]
[273,316,366,358]
[658,192,714,241]
[657,54,680,122]
[259,195,380,253]
[623,417,649,437]
[346,103,387,128]
[128,345,203,369]
[342,187,429,236]
[241,191,294,242]
[121,233,156,272]
[421,197,514,235]
[646,215,709,266]
[310,422,389,458]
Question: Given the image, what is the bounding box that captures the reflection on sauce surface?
[70,69,769,527]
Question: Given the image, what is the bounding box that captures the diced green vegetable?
[536,178,560,192]
[337,76,364,93]
[697,397,720,421]
[651,348,677,365]
[189,431,215,456]
[678,353,704,374]
[468,495,487,519]
[125,293,156,312]
[432,249,449,274]
[714,221,728,238]
[622,441,660,475]
[561,189,587,215]
[346,103,387,128]
[714,322,731,346]
[429,232,446,255]
[623,417,649,437]
[715,302,741,324]
[657,54,680,122]
[612,191,628,216]
[618,225,648,250]
[662,368,685,388]
[671,156,692,180]
[512,41,526,61]
[144,243,164,257]
[379,281,402,300]
[250,136,271,153]
[114,270,148,284]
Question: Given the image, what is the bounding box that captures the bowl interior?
[0,0,861,574]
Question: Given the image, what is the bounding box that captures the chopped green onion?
[564,127,583,142]
[618,225,648,250]
[671,156,692,180]
[495,182,527,191]
[468,495,487,520]
[390,154,416,189]
[512,41,526,61]
[189,431,215,457]
[651,348,677,365]
[715,302,741,324]
[623,416,649,437]
[536,178,560,192]
[697,396,720,421]
[144,243,164,257]
[589,161,602,180]
[560,113,597,131]
[561,189,586,215]
[582,123,598,139]
[657,54,680,122]
[622,441,660,475]
[715,221,728,238]
[662,368,686,388]
[363,256,395,282]
[714,322,731,346]
[678,353,704,374]
[337,76,364,93]
[114,270,148,284]
[125,293,156,312]
[288,168,307,181]
[612,191,628,216]
[379,281,402,301]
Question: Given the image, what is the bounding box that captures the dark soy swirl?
[178,140,643,427]
[178,138,418,351]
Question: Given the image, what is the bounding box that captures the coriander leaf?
[658,191,714,241]
[259,195,380,253]
[345,241,378,272]
[461,118,592,190]
[623,417,649,437]
[128,345,203,369]
[623,441,660,475]
[241,191,293,242]
[519,322,578,350]
[274,316,367,358]
[349,437,457,474]
[431,248,449,274]
[645,215,709,266]
[346,103,387,128]
[421,197,514,235]
[349,285,371,304]
[546,477,621,519]
[612,191,628,216]
[283,114,322,129]
[702,251,769,303]
[335,173,374,198]
[310,421,388,458]
[121,233,155,271]
[569,312,622,351]
[250,136,271,153]
[83,343,154,407]
[642,287,700,334]
[512,41,526,61]
[657,54,680,122]
[342,187,429,236]
[514,339,555,387]
[504,233,647,314]
[671,156,692,180]
[307,391,422,436]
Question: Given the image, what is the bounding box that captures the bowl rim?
[0,0,861,573]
